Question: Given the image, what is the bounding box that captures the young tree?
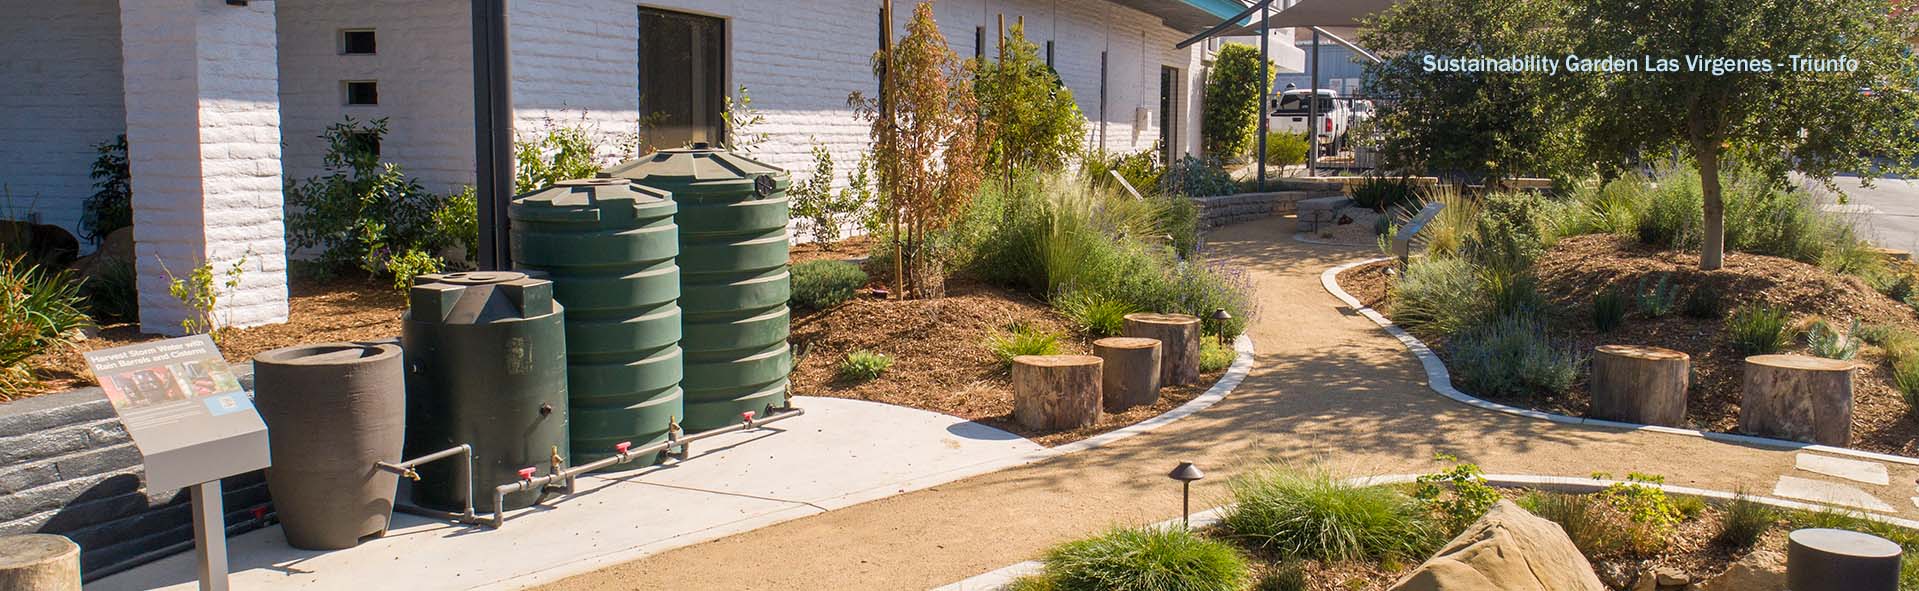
[1575,0,1919,269]
[1360,0,1593,184]
[852,2,989,299]
[1201,43,1275,160]
[976,21,1085,192]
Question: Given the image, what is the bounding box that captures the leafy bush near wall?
[790,142,874,246]
[80,135,131,244]
[976,21,1085,182]
[285,117,475,283]
[1160,155,1239,198]
[514,116,606,194]
[1083,149,1164,197]
[1201,43,1273,160]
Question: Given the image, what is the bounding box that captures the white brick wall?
[509,0,1218,195]
[121,0,288,334]
[0,0,127,246]
[276,0,476,194]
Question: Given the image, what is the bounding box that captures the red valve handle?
[251,506,268,520]
[741,411,756,423]
[517,467,537,481]
[614,441,632,454]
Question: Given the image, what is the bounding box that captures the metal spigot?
[403,468,421,482]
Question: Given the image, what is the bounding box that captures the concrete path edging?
[935,472,1919,591]
[1318,256,1919,469]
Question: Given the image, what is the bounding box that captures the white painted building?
[1,0,1292,335]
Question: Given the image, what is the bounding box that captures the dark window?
[344,81,378,105]
[639,8,725,153]
[1046,40,1054,68]
[1160,66,1178,161]
[341,29,376,55]
[976,27,985,59]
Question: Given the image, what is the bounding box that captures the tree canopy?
[976,21,1085,178]
[1202,43,1276,159]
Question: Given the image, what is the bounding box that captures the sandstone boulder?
[1388,500,1606,591]
[1694,550,1786,591]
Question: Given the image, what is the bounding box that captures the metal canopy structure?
[1178,0,1396,181]
[1110,0,1257,33]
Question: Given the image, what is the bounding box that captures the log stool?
[1095,337,1162,412]
[0,534,80,591]
[1122,313,1201,386]
[1589,345,1689,426]
[1012,355,1104,430]
[1740,354,1856,446]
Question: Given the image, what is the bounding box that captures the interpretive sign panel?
[84,335,270,491]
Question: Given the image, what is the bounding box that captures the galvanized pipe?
[482,406,807,528]
[377,444,481,525]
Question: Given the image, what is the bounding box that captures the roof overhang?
[1108,0,1254,34]
[1216,0,1398,36]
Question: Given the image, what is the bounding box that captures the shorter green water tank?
[511,178,682,470]
[402,272,568,511]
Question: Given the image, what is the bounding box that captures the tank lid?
[431,271,528,285]
[600,146,790,189]
[511,177,675,222]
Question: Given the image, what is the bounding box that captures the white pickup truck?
[1268,88,1349,156]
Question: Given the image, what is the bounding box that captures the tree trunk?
[0,534,81,591]
[1012,355,1103,430]
[1094,337,1162,411]
[1122,313,1202,386]
[1740,354,1855,446]
[1698,143,1726,271]
[1589,345,1689,427]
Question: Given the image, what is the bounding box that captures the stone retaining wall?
[1191,190,1343,230]
[0,377,270,580]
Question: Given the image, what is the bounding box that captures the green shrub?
[1349,176,1420,213]
[1253,562,1307,591]
[837,350,892,382]
[1465,191,1547,270]
[81,135,131,244]
[1518,491,1629,558]
[1003,575,1057,591]
[1200,339,1236,373]
[1158,195,1201,259]
[792,260,868,311]
[790,143,874,245]
[1714,493,1778,550]
[80,258,137,323]
[1412,185,1478,258]
[976,21,1086,179]
[1059,291,1137,338]
[1594,473,1683,555]
[1413,455,1501,533]
[1451,314,1581,398]
[1636,274,1677,318]
[383,248,444,293]
[1085,149,1164,198]
[1201,43,1272,159]
[1220,463,1440,562]
[1897,356,1919,407]
[1159,260,1256,339]
[1478,265,1543,319]
[1555,174,1650,238]
[1728,303,1792,355]
[1635,168,1705,250]
[1683,284,1726,319]
[1390,256,1488,336]
[514,115,605,193]
[1593,287,1628,332]
[1160,155,1238,198]
[1805,318,1861,361]
[1259,132,1310,167]
[1042,526,1252,591]
[989,324,1064,366]
[0,259,90,398]
[286,117,473,279]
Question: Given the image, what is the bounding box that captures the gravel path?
[536,215,1919,591]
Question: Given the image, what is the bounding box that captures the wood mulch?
[22,275,405,400]
[1338,233,1919,457]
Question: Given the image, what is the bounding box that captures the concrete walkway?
[86,397,1047,591]
[537,216,1919,591]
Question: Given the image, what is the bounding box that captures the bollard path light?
[1168,461,1205,529]
[1211,309,1232,347]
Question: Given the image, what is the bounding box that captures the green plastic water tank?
[603,144,792,432]
[402,272,568,511]
[510,178,682,470]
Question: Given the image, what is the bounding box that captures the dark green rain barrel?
[402,271,568,511]
[510,178,683,470]
[603,144,792,432]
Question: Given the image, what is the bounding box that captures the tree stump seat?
[1122,313,1201,386]
[1590,345,1690,427]
[1012,355,1104,430]
[0,534,80,591]
[1740,354,1855,446]
[1095,337,1162,412]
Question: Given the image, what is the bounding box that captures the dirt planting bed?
[1337,234,1919,456]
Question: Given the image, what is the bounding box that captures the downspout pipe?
[472,0,513,270]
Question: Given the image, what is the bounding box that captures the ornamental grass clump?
[1712,493,1778,550]
[988,323,1064,366]
[1728,303,1792,355]
[0,259,90,399]
[1389,256,1487,336]
[1038,526,1252,591]
[1219,463,1440,563]
[1592,287,1628,332]
[1058,291,1137,338]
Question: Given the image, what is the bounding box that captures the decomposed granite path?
[538,216,1919,591]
